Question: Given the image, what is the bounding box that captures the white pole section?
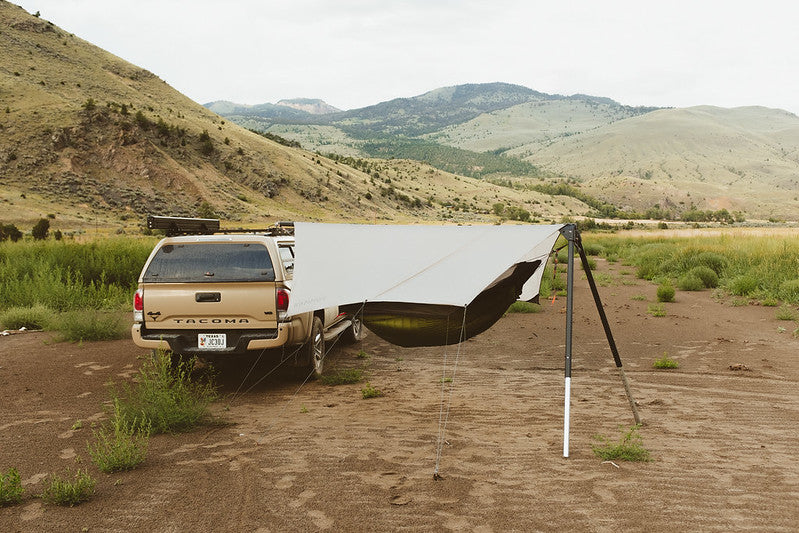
[563,376,571,457]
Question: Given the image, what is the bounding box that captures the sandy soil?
[2,258,798,532]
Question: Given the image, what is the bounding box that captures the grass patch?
[320,368,364,386]
[361,383,383,399]
[355,350,371,360]
[761,297,780,307]
[728,274,759,296]
[88,399,150,473]
[54,310,128,342]
[0,304,51,330]
[41,469,96,506]
[592,425,651,462]
[653,354,679,369]
[631,294,647,301]
[775,305,797,321]
[677,273,704,291]
[111,349,218,434]
[506,301,543,313]
[0,467,23,506]
[647,303,666,317]
[656,283,675,302]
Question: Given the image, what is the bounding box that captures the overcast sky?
[15,0,799,114]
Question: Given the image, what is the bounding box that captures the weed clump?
[677,273,704,291]
[320,368,364,386]
[361,383,383,399]
[55,310,127,342]
[0,304,51,330]
[111,350,218,434]
[689,265,719,288]
[647,303,666,317]
[656,283,675,302]
[0,467,23,506]
[88,400,150,473]
[506,301,543,313]
[729,275,758,296]
[41,470,96,506]
[592,425,651,462]
[779,279,799,303]
[775,305,797,321]
[653,354,679,369]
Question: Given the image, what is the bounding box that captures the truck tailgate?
[142,282,278,329]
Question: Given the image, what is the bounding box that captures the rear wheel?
[306,316,325,378]
[341,314,364,344]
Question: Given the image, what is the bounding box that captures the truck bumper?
[131,322,292,354]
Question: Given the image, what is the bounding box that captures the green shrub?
[54,310,127,342]
[506,301,543,313]
[656,284,675,302]
[689,266,719,288]
[0,304,51,330]
[729,275,758,296]
[581,242,605,256]
[361,383,383,399]
[692,251,727,274]
[779,279,799,303]
[320,368,364,386]
[88,400,150,473]
[592,425,651,462]
[775,305,797,321]
[112,350,218,434]
[41,470,96,506]
[653,354,679,369]
[647,303,666,317]
[0,467,23,506]
[677,273,704,291]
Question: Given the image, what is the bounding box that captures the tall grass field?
[0,238,155,339]
[586,232,799,304]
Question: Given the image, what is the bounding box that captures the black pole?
[561,224,576,457]
[574,231,642,425]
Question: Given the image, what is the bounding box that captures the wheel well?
[313,310,324,325]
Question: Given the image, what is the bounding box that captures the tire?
[341,314,364,344]
[306,316,326,378]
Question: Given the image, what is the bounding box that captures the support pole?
[575,232,642,426]
[561,224,576,458]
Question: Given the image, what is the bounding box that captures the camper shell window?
[143,242,275,283]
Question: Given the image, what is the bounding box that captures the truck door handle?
[195,292,221,303]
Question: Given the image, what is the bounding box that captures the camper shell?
[131,216,362,376]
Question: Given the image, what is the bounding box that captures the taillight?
[133,289,144,322]
[276,288,290,320]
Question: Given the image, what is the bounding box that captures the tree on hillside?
[32,218,50,240]
[0,223,22,242]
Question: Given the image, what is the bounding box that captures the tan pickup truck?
[131,216,362,376]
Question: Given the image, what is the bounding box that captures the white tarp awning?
[286,223,565,317]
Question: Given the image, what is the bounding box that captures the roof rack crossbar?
[146,215,294,236]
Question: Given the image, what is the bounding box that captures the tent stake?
[561,225,576,458]
[574,231,642,426]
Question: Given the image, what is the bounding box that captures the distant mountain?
[209,81,799,220]
[276,98,340,115]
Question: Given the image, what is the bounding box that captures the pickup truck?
[131,216,362,376]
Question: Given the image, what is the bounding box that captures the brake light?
[133,289,144,322]
[276,288,290,312]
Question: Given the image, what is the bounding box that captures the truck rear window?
[143,243,275,283]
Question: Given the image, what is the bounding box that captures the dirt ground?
[2,258,798,532]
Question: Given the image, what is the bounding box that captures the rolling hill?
[212,84,799,221]
[0,1,585,232]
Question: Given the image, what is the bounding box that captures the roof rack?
[147,215,294,237]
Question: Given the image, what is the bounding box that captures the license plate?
[198,333,226,350]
